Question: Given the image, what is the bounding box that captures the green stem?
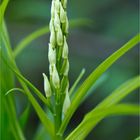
[54,89,63,140]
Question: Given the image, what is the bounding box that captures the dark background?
[5,0,139,139]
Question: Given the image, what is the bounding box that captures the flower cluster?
[43,0,70,114]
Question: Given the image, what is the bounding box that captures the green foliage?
[58,34,140,136]
[0,0,139,140]
[66,76,140,140]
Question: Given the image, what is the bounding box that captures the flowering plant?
[0,0,140,140]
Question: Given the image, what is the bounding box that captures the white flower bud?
[48,43,56,64]
[62,36,68,58]
[60,3,66,23]
[57,26,63,46]
[52,65,60,88]
[49,19,53,31]
[50,25,56,46]
[64,16,69,33]
[49,65,53,76]
[51,0,55,18]
[55,0,60,13]
[43,73,52,97]
[63,0,67,9]
[63,90,71,115]
[54,11,60,31]
[64,59,69,76]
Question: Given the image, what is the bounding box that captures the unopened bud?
[63,90,71,114]
[49,19,53,31]
[64,17,69,33]
[51,0,55,18]
[43,73,52,97]
[62,36,68,58]
[48,43,56,64]
[62,0,67,9]
[64,59,69,76]
[57,26,63,46]
[55,0,60,13]
[54,11,60,31]
[52,65,60,88]
[50,26,56,46]
[60,3,66,23]
[49,65,53,76]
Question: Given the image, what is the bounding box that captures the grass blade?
[1,22,55,138]
[58,34,140,135]
[19,104,30,130]
[0,0,9,25]
[66,76,140,140]
[5,88,25,95]
[86,76,140,118]
[69,68,85,97]
[135,136,140,140]
[1,51,53,112]
[66,104,139,140]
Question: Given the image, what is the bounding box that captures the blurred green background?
[5,0,139,139]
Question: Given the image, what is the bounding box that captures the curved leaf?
[66,76,140,140]
[5,88,25,96]
[58,34,140,135]
[0,0,9,25]
[69,68,85,97]
[66,104,140,140]
[1,23,55,138]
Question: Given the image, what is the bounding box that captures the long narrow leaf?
[66,76,140,140]
[58,34,140,135]
[66,104,140,140]
[5,88,25,96]
[1,7,25,138]
[1,52,55,139]
[0,0,9,25]
[20,82,54,138]
[19,104,30,130]
[1,22,55,138]
[1,53,53,111]
[86,75,140,119]
[69,68,85,97]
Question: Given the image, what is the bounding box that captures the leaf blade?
[66,76,140,140]
[66,104,140,140]
[58,34,140,135]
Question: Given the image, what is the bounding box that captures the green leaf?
[0,0,9,25]
[20,82,55,138]
[135,136,140,140]
[69,68,85,97]
[106,104,140,116]
[58,34,140,135]
[1,52,53,112]
[1,44,55,140]
[82,73,108,102]
[1,12,25,139]
[13,18,93,58]
[66,76,140,140]
[66,104,140,140]
[19,104,30,130]
[86,75,140,119]
[5,88,25,96]
[1,22,55,139]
